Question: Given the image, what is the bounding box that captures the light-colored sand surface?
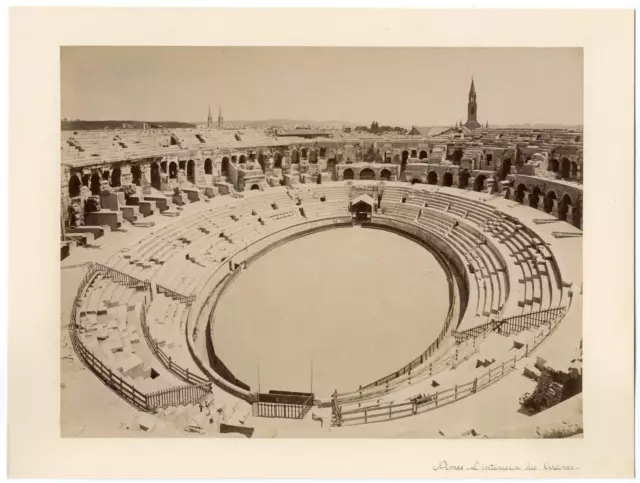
[213,227,450,395]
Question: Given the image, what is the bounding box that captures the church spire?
[217,106,224,129]
[207,105,213,128]
[469,76,476,95]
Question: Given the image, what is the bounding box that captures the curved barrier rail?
[334,356,518,426]
[139,302,210,386]
[156,283,196,304]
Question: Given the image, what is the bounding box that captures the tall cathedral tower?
[464,77,481,130]
[207,106,213,128]
[217,106,224,129]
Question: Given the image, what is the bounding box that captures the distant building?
[464,77,482,131]
[207,106,213,129]
[218,106,224,129]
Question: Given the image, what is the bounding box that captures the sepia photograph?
[6,6,635,479]
[60,46,584,439]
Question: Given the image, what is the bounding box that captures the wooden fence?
[146,382,211,410]
[252,402,310,419]
[452,306,567,344]
[156,283,196,305]
[333,356,518,426]
[93,262,148,290]
[139,301,210,386]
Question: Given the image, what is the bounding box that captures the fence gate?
[252,390,314,420]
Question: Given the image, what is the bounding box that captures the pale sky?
[61,47,583,127]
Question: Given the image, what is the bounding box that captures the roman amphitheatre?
[61,95,583,438]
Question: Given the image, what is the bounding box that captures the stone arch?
[204,158,213,175]
[82,174,90,187]
[221,157,230,176]
[101,170,110,181]
[110,167,121,187]
[402,150,409,163]
[250,184,260,191]
[499,158,512,181]
[359,168,375,180]
[515,183,527,204]
[443,172,453,187]
[529,186,541,209]
[543,190,557,214]
[548,159,559,173]
[558,193,573,221]
[453,148,464,165]
[343,168,354,180]
[68,174,82,198]
[380,169,391,181]
[301,148,308,159]
[131,166,142,186]
[419,150,428,160]
[560,158,571,179]
[485,153,494,168]
[231,155,238,164]
[151,162,161,190]
[187,159,195,184]
[410,178,422,185]
[427,171,438,185]
[410,149,418,158]
[573,196,583,229]
[90,172,101,195]
[458,170,470,189]
[309,150,317,164]
[319,147,326,158]
[161,161,167,173]
[169,161,178,179]
[473,174,487,192]
[239,154,246,164]
[291,150,299,164]
[273,152,283,169]
[179,160,186,171]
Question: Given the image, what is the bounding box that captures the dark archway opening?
[443,172,453,187]
[131,166,141,186]
[204,158,213,175]
[427,171,438,185]
[380,169,391,181]
[291,150,299,164]
[301,148,308,159]
[187,160,195,184]
[319,147,326,158]
[82,174,90,187]
[515,184,527,204]
[543,191,557,214]
[343,168,354,180]
[453,148,464,165]
[221,157,230,177]
[90,172,101,195]
[458,170,470,189]
[473,175,487,192]
[111,167,121,187]
[250,184,260,191]
[169,162,178,179]
[179,160,186,172]
[68,175,81,198]
[257,153,265,171]
[548,159,559,173]
[274,153,283,169]
[560,158,570,179]
[102,171,110,181]
[359,168,375,180]
[410,149,417,158]
[485,153,493,169]
[529,187,541,209]
[239,155,246,164]
[499,158,512,181]
[571,162,578,177]
[559,194,572,221]
[151,163,161,190]
[419,150,428,159]
[410,178,421,185]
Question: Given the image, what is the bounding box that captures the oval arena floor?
[213,227,450,395]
